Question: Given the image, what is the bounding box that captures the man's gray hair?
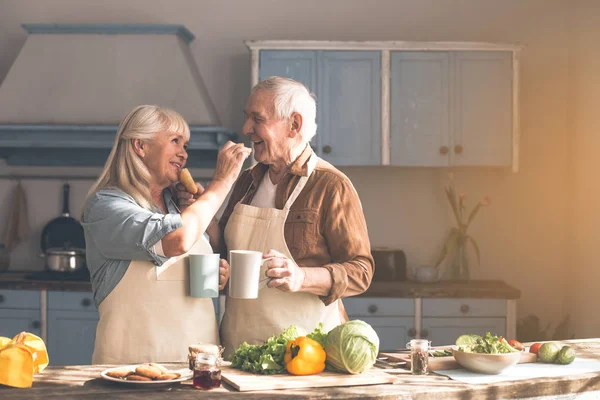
[251,76,317,142]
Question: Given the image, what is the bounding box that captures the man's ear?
[132,139,146,158]
[290,112,303,138]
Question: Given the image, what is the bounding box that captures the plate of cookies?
[101,363,192,385]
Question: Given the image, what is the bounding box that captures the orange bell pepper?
[284,336,326,376]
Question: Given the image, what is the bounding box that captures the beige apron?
[221,154,342,358]
[92,235,219,364]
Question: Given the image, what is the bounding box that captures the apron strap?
[283,152,318,211]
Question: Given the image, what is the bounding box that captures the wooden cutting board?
[220,366,395,392]
[380,350,538,371]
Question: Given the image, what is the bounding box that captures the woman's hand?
[263,249,305,292]
[174,181,205,211]
[218,258,230,291]
[213,141,252,186]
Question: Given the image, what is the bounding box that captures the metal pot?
[42,248,86,272]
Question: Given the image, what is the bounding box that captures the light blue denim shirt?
[81,188,183,307]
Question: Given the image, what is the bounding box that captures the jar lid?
[189,343,221,356]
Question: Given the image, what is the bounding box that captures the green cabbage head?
[324,320,380,374]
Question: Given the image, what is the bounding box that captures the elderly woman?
[178,77,374,358]
[82,105,251,364]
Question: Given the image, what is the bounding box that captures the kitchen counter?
[0,272,519,299]
[362,280,521,299]
[0,272,92,292]
[1,339,599,399]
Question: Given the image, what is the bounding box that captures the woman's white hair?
[252,76,317,142]
[83,105,190,215]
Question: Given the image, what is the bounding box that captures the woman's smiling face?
[143,131,189,188]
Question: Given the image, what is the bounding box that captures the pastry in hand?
[179,168,198,194]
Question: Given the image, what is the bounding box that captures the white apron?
[92,235,219,364]
[221,154,342,358]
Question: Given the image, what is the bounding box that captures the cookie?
[106,368,134,379]
[135,364,162,379]
[126,374,153,381]
[154,372,181,381]
[149,363,169,374]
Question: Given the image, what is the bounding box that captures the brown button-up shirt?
[219,145,374,307]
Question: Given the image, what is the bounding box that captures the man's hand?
[218,258,230,291]
[263,249,305,292]
[174,181,205,211]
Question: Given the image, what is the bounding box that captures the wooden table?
[2,339,600,399]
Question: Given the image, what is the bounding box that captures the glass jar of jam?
[193,353,221,390]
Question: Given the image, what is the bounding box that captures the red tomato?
[529,342,543,354]
[508,339,525,351]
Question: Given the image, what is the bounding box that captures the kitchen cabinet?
[247,41,521,171]
[257,49,381,166]
[343,297,415,351]
[0,290,41,337]
[47,291,99,366]
[344,296,510,350]
[390,51,513,167]
[421,298,507,346]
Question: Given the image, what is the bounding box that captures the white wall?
[0,0,579,337]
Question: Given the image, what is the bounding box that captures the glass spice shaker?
[193,353,222,390]
[406,339,431,375]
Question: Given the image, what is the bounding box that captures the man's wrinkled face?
[242,90,291,166]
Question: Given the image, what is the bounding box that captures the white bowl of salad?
[452,333,521,374]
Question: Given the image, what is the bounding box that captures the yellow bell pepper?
[284,336,326,376]
[0,332,49,388]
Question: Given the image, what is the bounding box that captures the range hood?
[0,24,236,168]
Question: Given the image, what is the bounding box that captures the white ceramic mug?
[228,250,275,299]
[189,253,220,298]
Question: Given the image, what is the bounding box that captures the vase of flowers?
[435,172,491,280]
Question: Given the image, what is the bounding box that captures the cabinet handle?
[81,298,92,307]
[31,320,41,329]
[408,328,416,338]
[367,304,378,314]
[421,329,429,338]
[322,145,332,154]
[454,145,464,154]
[460,304,470,314]
[0,294,4,303]
[439,146,449,155]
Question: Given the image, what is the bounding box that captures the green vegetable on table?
[324,320,380,374]
[230,320,381,375]
[457,332,518,354]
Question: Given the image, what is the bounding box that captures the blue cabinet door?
[258,50,381,166]
[0,309,41,338]
[452,51,513,166]
[318,51,381,166]
[422,317,506,347]
[258,50,320,153]
[390,52,450,166]
[354,316,414,352]
[47,309,99,366]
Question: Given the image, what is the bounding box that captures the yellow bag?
[0,332,49,388]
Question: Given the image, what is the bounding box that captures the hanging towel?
[2,182,29,252]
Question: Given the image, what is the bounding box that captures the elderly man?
[179,76,374,357]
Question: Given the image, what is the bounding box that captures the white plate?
[101,365,192,385]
